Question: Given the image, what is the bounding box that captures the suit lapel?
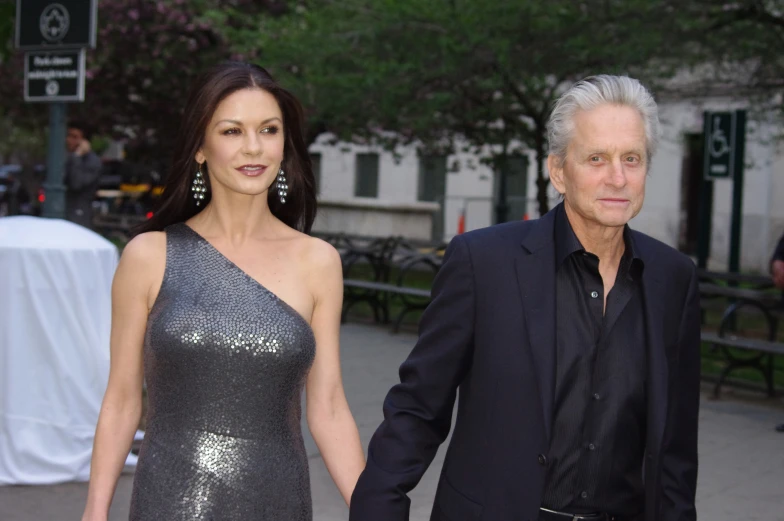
[515,211,557,442]
[638,237,670,462]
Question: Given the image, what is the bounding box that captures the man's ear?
[548,154,566,196]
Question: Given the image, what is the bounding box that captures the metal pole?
[495,162,509,224]
[42,102,67,219]
[696,112,713,269]
[728,110,747,273]
[696,179,714,270]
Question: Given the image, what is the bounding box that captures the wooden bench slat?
[698,283,781,302]
[344,279,431,298]
[701,331,784,354]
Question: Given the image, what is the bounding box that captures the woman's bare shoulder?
[121,232,166,263]
[115,231,167,283]
[301,235,342,274]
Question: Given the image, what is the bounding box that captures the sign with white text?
[24,49,86,102]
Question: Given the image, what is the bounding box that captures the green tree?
[222,0,690,216]
[0,0,288,170]
[672,0,784,117]
[0,0,13,64]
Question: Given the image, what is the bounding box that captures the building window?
[355,153,379,198]
[494,155,529,222]
[417,155,447,202]
[309,152,322,195]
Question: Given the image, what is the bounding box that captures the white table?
[0,217,137,485]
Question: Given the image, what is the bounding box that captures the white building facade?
[309,98,783,272]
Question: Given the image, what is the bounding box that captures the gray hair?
[546,75,660,165]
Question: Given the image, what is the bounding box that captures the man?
[771,233,784,291]
[350,75,700,521]
[771,233,784,433]
[64,121,102,228]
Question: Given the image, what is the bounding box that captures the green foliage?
[0,115,47,164]
[1,0,780,205]
[220,0,691,214]
[0,0,14,64]
[673,0,784,116]
[0,0,288,169]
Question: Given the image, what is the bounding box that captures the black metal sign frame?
[15,0,98,50]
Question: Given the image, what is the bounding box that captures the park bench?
[699,281,784,397]
[697,269,775,289]
[343,279,431,333]
[335,234,442,332]
[701,330,784,398]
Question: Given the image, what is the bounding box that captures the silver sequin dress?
[129,223,316,520]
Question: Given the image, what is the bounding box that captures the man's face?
[548,103,648,229]
[66,128,83,153]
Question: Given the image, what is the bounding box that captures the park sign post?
[702,110,747,274]
[15,0,97,220]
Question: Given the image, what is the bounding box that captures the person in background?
[771,232,784,291]
[770,232,784,433]
[65,121,103,229]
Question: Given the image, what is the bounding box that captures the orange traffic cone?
[523,213,529,221]
[457,209,466,234]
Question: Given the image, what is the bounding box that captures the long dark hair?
[133,62,316,236]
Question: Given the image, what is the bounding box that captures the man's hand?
[75,139,92,157]
[772,259,784,290]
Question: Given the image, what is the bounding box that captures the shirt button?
[590,291,599,298]
[580,491,588,499]
[592,393,601,400]
[537,454,548,466]
[588,443,596,451]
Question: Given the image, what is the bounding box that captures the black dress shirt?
[540,205,647,517]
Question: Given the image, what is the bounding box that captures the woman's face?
[195,87,285,199]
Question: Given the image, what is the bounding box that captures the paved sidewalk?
[1,323,783,520]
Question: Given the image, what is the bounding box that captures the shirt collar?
[555,201,584,267]
[554,202,644,279]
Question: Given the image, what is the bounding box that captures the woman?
[82,62,365,520]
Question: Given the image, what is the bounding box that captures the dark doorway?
[679,133,713,262]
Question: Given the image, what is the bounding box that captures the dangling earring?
[276,168,288,204]
[192,163,207,206]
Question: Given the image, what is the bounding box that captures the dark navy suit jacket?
[349,207,701,521]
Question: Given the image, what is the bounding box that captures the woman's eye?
[261,126,280,135]
[222,128,241,135]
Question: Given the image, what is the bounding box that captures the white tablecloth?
[0,217,136,484]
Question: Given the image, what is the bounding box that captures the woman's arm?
[82,232,164,521]
[304,239,366,506]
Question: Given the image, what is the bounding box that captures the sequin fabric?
[129,223,316,520]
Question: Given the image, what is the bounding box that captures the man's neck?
[564,203,626,266]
